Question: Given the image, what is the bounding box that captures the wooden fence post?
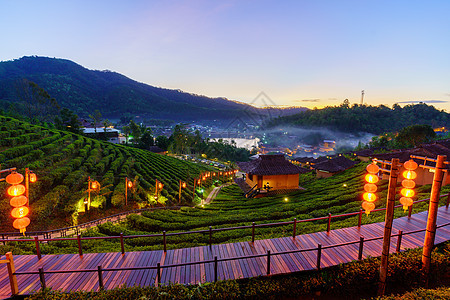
[358,209,363,227]
[77,234,83,256]
[214,256,218,282]
[120,233,125,254]
[317,244,322,270]
[5,252,18,295]
[358,237,364,260]
[252,222,255,243]
[157,262,161,287]
[327,213,331,233]
[38,268,46,289]
[293,218,297,238]
[209,226,213,247]
[34,236,41,260]
[98,265,104,289]
[396,230,403,252]
[163,231,167,253]
[408,204,412,218]
[267,250,271,275]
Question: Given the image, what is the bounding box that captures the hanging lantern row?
[6,171,30,234]
[399,159,418,211]
[362,162,380,215]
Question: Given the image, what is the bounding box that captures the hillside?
[265,102,450,135]
[0,56,306,122]
[0,115,212,232]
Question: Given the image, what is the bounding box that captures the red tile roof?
[312,156,357,173]
[237,154,310,175]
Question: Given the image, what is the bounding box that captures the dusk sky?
[2,0,450,111]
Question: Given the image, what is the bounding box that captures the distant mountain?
[0,56,306,123]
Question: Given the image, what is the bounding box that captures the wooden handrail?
[1,194,448,253]
[13,222,450,278]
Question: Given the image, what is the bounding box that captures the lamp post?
[25,168,37,206]
[409,155,447,285]
[179,180,186,204]
[125,177,133,206]
[373,158,400,296]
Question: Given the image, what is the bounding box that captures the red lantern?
[399,197,413,211]
[13,217,30,232]
[401,188,415,197]
[91,181,98,189]
[29,173,37,183]
[363,192,377,202]
[10,196,28,207]
[182,182,186,188]
[364,183,377,193]
[402,179,415,189]
[403,170,417,180]
[7,184,26,197]
[362,201,375,215]
[365,174,379,184]
[6,172,24,185]
[403,160,418,170]
[127,181,133,188]
[158,183,163,189]
[366,163,379,174]
[11,206,29,219]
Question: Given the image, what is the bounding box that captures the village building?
[312,155,358,178]
[352,149,374,162]
[373,139,450,186]
[236,154,310,197]
[292,156,328,169]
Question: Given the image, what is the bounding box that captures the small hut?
[312,155,357,178]
[236,154,310,197]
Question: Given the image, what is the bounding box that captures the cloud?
[395,100,448,104]
[328,98,338,101]
[294,99,320,103]
[445,93,450,97]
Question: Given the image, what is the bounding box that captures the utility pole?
[378,158,399,296]
[361,90,365,105]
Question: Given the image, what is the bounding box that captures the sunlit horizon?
[2,0,449,112]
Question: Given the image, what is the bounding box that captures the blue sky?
[1,0,449,111]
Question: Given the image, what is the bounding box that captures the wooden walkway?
[1,206,449,298]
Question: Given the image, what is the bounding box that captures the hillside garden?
[1,156,448,256]
[0,115,214,232]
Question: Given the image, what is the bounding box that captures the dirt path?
[204,183,233,204]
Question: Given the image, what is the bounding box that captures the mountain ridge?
[0,56,307,123]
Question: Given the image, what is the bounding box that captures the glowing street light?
[125,177,133,206]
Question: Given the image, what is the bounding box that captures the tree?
[89,110,102,134]
[15,79,60,123]
[139,128,154,149]
[122,126,131,144]
[129,120,142,144]
[155,135,170,150]
[55,108,82,134]
[395,124,436,148]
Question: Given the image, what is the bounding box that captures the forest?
[266,102,449,135]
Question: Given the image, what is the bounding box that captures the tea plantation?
[0,115,212,232]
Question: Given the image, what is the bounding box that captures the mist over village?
[0,1,449,300]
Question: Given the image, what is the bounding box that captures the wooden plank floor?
[1,206,449,299]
